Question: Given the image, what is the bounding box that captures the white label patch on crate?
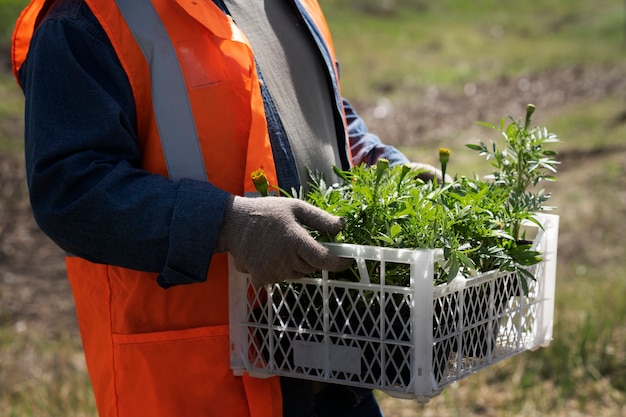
[293,341,362,374]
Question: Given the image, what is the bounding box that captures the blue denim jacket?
[19,0,409,288]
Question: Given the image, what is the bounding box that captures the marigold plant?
[305,104,559,290]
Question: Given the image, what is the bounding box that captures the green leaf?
[475,121,495,129]
[447,254,460,283]
[332,165,350,182]
[465,144,484,151]
[517,268,536,295]
[505,122,518,139]
[455,250,476,270]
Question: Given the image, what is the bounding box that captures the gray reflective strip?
[243,190,279,198]
[115,0,207,182]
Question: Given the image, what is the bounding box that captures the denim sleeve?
[343,98,410,167]
[19,2,229,288]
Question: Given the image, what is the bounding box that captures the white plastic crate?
[229,213,559,402]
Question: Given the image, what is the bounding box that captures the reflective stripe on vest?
[114,0,207,182]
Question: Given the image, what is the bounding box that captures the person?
[11,0,442,416]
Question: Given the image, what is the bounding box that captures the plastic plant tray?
[229,213,559,402]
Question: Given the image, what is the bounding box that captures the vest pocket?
[179,37,227,89]
[111,325,250,417]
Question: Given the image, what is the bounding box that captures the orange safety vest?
[12,1,348,416]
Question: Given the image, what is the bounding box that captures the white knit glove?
[408,162,452,183]
[217,196,352,286]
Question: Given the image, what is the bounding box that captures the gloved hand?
[408,162,452,184]
[217,196,352,286]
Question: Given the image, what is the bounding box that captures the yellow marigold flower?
[438,148,450,165]
[251,168,269,196]
[251,168,266,184]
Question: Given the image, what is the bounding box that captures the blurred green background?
[1,0,625,416]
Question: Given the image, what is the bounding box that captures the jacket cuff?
[157,179,230,289]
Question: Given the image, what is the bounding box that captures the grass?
[0,324,96,417]
[323,0,625,101]
[0,77,25,153]
[0,0,24,42]
[544,96,626,151]
[1,0,626,415]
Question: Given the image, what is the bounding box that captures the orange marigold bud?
[251,168,269,196]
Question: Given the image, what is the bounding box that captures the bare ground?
[354,65,626,147]
[1,64,625,338]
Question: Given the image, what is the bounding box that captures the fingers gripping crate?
[229,213,559,402]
